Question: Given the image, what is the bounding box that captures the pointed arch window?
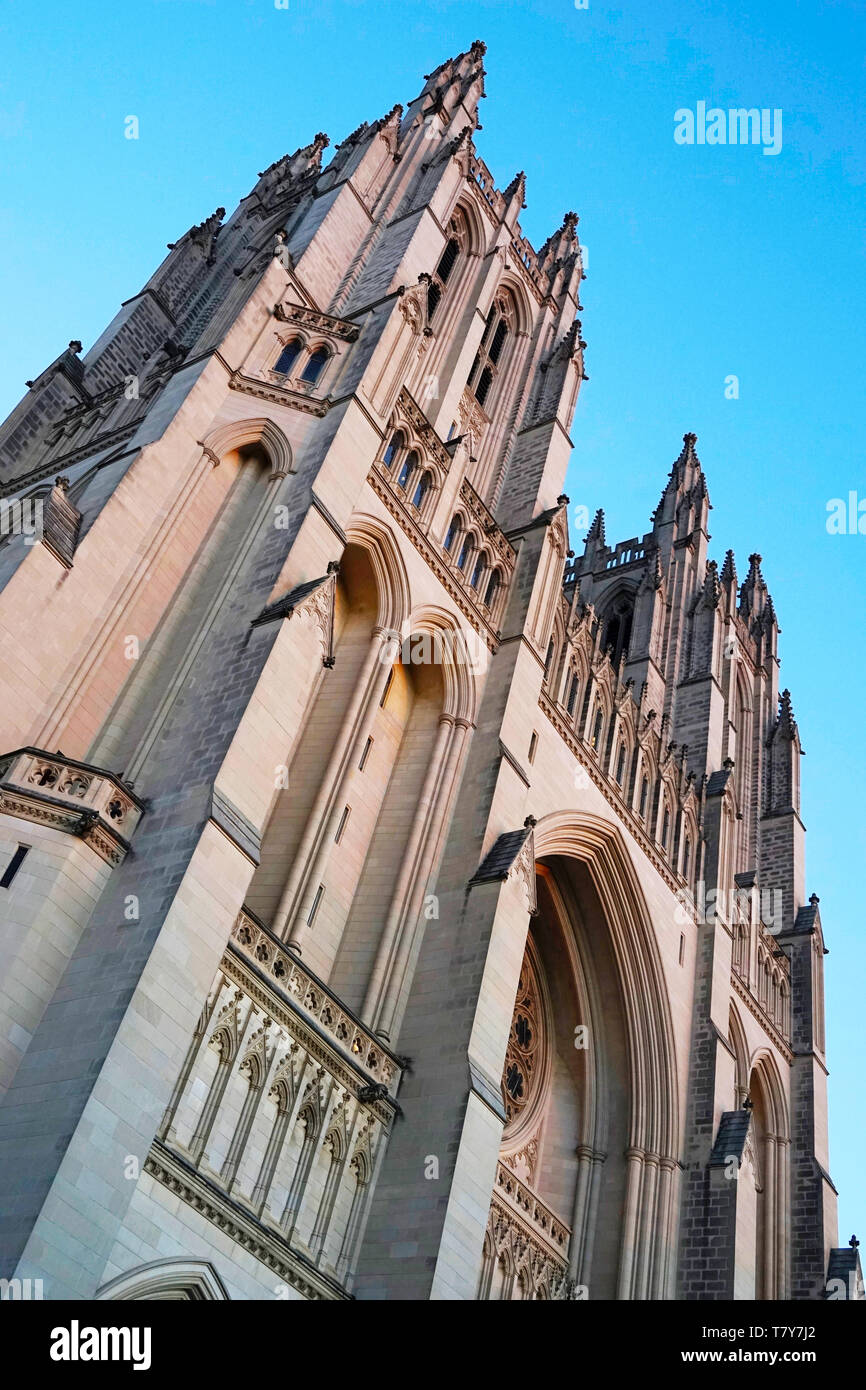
[484,568,502,610]
[427,232,460,321]
[615,742,626,786]
[566,672,580,716]
[544,638,555,680]
[411,471,432,510]
[470,549,488,591]
[275,339,303,376]
[601,594,635,668]
[300,346,330,385]
[396,449,419,491]
[382,430,405,468]
[444,514,462,554]
[661,802,671,851]
[467,291,515,410]
[639,775,649,820]
[457,531,476,572]
[591,704,604,751]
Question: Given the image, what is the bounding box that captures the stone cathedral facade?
[0,44,855,1303]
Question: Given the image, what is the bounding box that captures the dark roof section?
[710,1109,752,1166]
[251,574,330,627]
[792,898,821,935]
[469,825,532,885]
[469,817,537,888]
[826,1243,863,1299]
[706,765,734,798]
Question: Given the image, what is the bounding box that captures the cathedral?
[0,43,856,1302]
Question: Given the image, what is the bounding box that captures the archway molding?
[96,1258,230,1301]
[200,416,294,478]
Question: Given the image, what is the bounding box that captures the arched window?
[615,742,626,786]
[411,471,432,510]
[639,776,649,820]
[591,705,604,751]
[382,430,405,468]
[601,594,635,668]
[457,531,476,572]
[661,802,670,851]
[274,339,302,376]
[683,833,692,881]
[470,549,488,591]
[544,638,555,679]
[444,514,462,553]
[300,346,329,385]
[467,290,515,409]
[566,672,580,716]
[484,568,501,609]
[427,233,460,321]
[396,449,419,491]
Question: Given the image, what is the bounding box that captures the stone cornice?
[730,971,793,1062]
[274,301,360,343]
[228,369,330,415]
[538,693,688,898]
[367,468,500,651]
[395,387,452,472]
[0,747,143,866]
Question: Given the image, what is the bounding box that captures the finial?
[809,893,820,908]
[524,815,537,829]
[850,1235,860,1249]
[742,1095,753,1110]
[69,340,82,354]
[719,550,737,589]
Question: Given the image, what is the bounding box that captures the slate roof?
[469,825,532,885]
[710,1109,752,1166]
[251,575,329,628]
[706,767,733,797]
[792,900,821,935]
[826,1245,863,1299]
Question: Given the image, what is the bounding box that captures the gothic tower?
[0,45,851,1302]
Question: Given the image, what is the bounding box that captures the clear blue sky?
[1,0,862,1244]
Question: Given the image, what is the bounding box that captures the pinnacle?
[503,170,526,202]
[777,688,798,738]
[676,431,700,466]
[720,549,737,586]
[425,39,488,84]
[700,559,721,607]
[586,507,606,543]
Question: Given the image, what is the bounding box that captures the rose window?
[501,950,545,1127]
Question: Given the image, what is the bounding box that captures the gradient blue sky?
[1,0,863,1242]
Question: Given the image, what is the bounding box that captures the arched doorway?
[479,814,680,1300]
